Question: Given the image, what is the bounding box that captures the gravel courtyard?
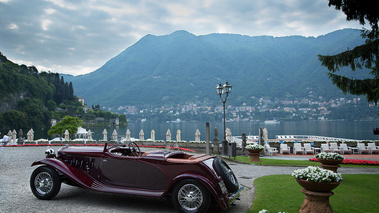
[1,146,378,213]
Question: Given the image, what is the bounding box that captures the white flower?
[315,152,344,160]
[258,210,287,213]
[245,144,264,150]
[291,166,342,183]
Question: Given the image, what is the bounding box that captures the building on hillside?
[83,104,90,113]
[78,97,85,105]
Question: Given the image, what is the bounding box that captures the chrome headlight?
[45,147,56,158]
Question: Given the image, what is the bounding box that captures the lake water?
[88,120,379,141]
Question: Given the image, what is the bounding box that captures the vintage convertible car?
[30,142,243,213]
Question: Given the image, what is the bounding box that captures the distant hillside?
[0,53,124,137]
[67,29,367,109]
[0,52,79,133]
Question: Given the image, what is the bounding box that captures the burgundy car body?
[31,144,242,211]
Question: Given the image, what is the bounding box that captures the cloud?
[0,0,362,76]
[45,8,56,15]
[41,19,52,30]
[8,23,18,30]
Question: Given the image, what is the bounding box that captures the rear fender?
[169,173,228,210]
[32,158,94,189]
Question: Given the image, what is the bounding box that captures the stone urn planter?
[317,158,343,165]
[316,152,344,173]
[296,178,341,192]
[245,144,264,162]
[292,166,343,213]
[247,149,263,161]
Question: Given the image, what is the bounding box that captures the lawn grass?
[234,156,319,167]
[233,156,379,168]
[249,174,379,213]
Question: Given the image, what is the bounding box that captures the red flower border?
[309,158,379,165]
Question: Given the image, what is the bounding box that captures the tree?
[68,82,74,101]
[46,100,57,111]
[17,98,50,129]
[48,115,82,138]
[119,114,127,126]
[318,0,379,104]
[1,110,27,130]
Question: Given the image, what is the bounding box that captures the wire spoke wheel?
[30,166,61,200]
[172,179,211,213]
[34,172,54,195]
[178,184,203,211]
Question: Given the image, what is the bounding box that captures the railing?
[275,135,361,142]
[233,135,364,143]
[232,135,259,143]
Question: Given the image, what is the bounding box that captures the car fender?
[32,158,95,189]
[170,172,228,210]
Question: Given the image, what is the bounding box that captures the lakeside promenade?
[1,145,378,213]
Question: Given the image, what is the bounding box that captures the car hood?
[58,146,105,156]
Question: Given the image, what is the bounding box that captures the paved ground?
[1,146,378,213]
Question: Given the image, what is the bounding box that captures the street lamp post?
[216,81,232,155]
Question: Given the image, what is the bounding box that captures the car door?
[99,154,139,188]
[99,153,170,190]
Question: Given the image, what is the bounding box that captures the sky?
[0,0,363,76]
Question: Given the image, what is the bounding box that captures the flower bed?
[310,158,379,165]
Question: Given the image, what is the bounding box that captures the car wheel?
[172,179,211,213]
[30,166,61,200]
[214,157,239,193]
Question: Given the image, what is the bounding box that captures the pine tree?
[68,82,74,100]
[52,74,63,105]
[318,0,379,104]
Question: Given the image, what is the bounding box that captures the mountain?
[0,52,77,132]
[0,52,126,136]
[67,29,367,109]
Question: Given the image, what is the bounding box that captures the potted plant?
[292,166,343,213]
[292,166,343,192]
[316,152,344,164]
[315,152,344,172]
[245,144,264,152]
[245,144,264,161]
[315,152,344,161]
